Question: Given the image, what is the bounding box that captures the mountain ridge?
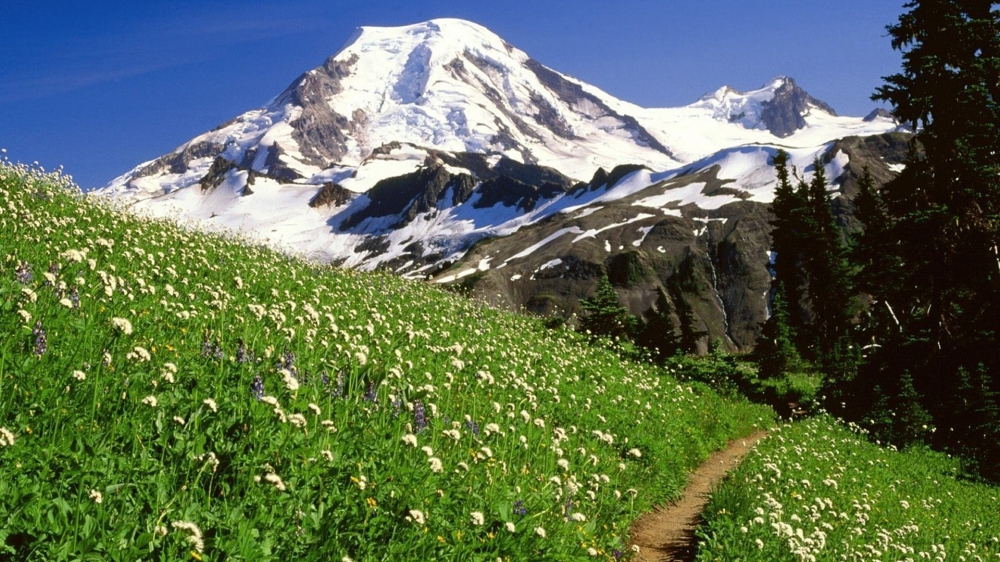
[97,18,907,350]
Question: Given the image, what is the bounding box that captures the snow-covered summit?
[689,76,838,136]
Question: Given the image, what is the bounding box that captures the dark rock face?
[309,182,353,208]
[703,203,775,347]
[341,166,451,230]
[826,132,911,197]
[473,176,559,212]
[492,157,574,190]
[130,141,223,184]
[262,143,303,182]
[199,157,239,192]
[280,54,360,167]
[524,59,677,160]
[761,78,837,138]
[529,91,576,139]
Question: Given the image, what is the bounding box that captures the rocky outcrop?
[761,78,838,137]
[309,182,353,208]
[280,54,359,167]
[524,59,678,160]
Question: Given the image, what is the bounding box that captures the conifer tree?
[754,285,801,379]
[768,150,809,334]
[579,274,632,339]
[859,0,1000,479]
[636,287,681,361]
[675,295,704,355]
[801,158,854,353]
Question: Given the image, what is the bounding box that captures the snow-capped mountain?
[99,18,906,350]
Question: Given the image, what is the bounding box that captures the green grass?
[0,160,774,561]
[695,416,1000,561]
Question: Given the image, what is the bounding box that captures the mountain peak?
[692,76,836,137]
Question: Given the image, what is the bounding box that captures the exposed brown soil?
[629,431,769,561]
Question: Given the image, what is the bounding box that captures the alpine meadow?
[3,1,1000,560]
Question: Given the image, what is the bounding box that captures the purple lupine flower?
[15,261,32,284]
[202,339,223,360]
[321,371,330,387]
[236,340,249,364]
[32,321,47,356]
[281,349,296,374]
[465,419,480,436]
[563,498,574,521]
[69,285,80,308]
[613,549,624,561]
[413,400,427,432]
[392,398,402,419]
[251,375,265,400]
[363,381,377,403]
[46,262,59,285]
[513,499,527,516]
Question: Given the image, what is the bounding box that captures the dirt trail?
[628,431,769,561]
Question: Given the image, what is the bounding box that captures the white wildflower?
[428,457,443,473]
[280,368,299,392]
[407,509,426,525]
[202,398,218,413]
[264,472,287,491]
[171,521,204,553]
[534,526,546,538]
[470,511,485,526]
[141,395,157,408]
[72,370,86,381]
[89,489,102,504]
[111,317,133,335]
[401,434,418,447]
[505,522,516,533]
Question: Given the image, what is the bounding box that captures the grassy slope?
[696,416,1000,561]
[0,162,773,561]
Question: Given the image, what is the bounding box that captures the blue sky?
[1,1,905,189]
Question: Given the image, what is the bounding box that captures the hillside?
[0,160,772,559]
[697,417,1000,561]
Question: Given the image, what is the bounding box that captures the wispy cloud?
[0,59,196,103]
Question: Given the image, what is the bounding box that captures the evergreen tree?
[636,287,681,362]
[852,167,896,295]
[674,292,704,355]
[891,372,933,447]
[768,150,810,335]
[850,167,904,350]
[855,0,1000,479]
[873,0,1000,358]
[801,158,854,355]
[754,285,802,379]
[579,274,632,339]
